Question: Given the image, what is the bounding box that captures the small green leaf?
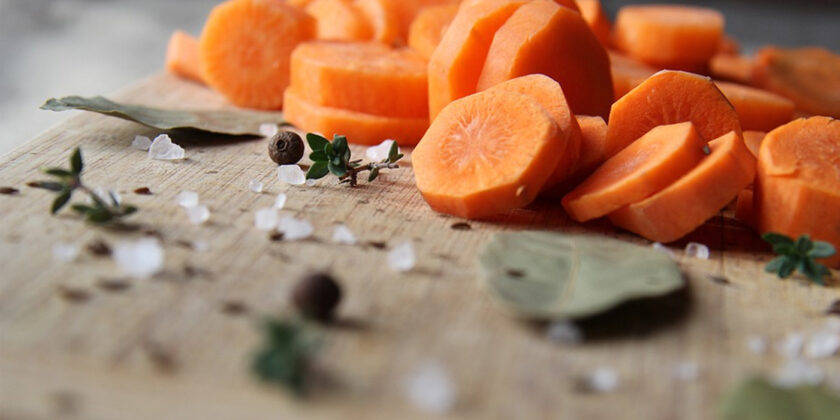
[306,133,329,151]
[765,256,788,273]
[800,258,818,283]
[306,161,329,180]
[778,258,798,278]
[388,141,400,161]
[308,150,328,162]
[331,155,343,167]
[368,167,380,182]
[772,242,797,255]
[327,161,347,177]
[762,232,795,247]
[121,205,138,216]
[332,135,348,155]
[43,168,73,178]
[51,191,72,214]
[70,148,83,174]
[70,204,95,214]
[85,208,113,224]
[29,181,66,192]
[795,235,813,254]
[324,142,334,157]
[809,241,837,259]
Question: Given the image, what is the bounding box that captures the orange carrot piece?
[200,0,315,109]
[733,189,754,227]
[283,89,428,146]
[289,41,428,118]
[715,81,795,132]
[408,3,459,60]
[306,0,372,41]
[287,0,313,8]
[413,90,564,219]
[575,0,611,46]
[485,74,581,187]
[563,122,708,222]
[394,0,460,40]
[743,130,765,159]
[461,0,579,11]
[608,131,755,242]
[571,115,608,177]
[752,47,840,118]
[165,30,204,84]
[709,53,753,84]
[355,0,402,44]
[754,116,840,268]
[476,0,613,119]
[718,35,740,55]
[609,51,657,100]
[613,5,724,71]
[606,70,741,159]
[427,0,528,120]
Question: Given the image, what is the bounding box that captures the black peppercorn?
[268,131,304,165]
[291,273,342,322]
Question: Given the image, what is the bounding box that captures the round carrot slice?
[200,0,315,109]
[716,82,794,132]
[608,130,756,243]
[607,70,742,159]
[743,130,765,159]
[413,90,563,219]
[562,122,708,222]
[476,0,613,119]
[408,3,459,60]
[166,31,204,84]
[609,51,657,101]
[754,116,840,267]
[283,90,428,146]
[305,0,372,41]
[355,0,402,44]
[752,47,840,118]
[289,41,428,118]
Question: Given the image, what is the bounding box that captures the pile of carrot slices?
[162,0,840,267]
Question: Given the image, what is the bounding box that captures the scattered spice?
[763,233,835,285]
[826,300,840,316]
[221,300,249,316]
[142,228,164,239]
[708,274,732,286]
[506,269,525,278]
[305,133,404,186]
[97,278,131,292]
[56,285,90,303]
[0,187,19,195]
[268,131,305,165]
[367,241,387,249]
[133,187,152,195]
[142,342,178,373]
[292,273,342,323]
[450,222,472,231]
[86,238,112,256]
[269,231,285,242]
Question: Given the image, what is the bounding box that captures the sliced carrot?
[427,0,528,120]
[752,47,840,118]
[200,0,316,109]
[572,115,608,176]
[413,89,563,219]
[718,35,740,55]
[743,130,765,159]
[575,0,611,46]
[461,0,579,11]
[613,5,724,71]
[287,0,313,8]
[283,89,427,146]
[394,0,459,40]
[289,41,428,118]
[754,116,840,268]
[734,189,754,227]
[608,131,755,242]
[408,3,459,60]
[485,74,581,187]
[476,0,613,119]
[709,53,753,84]
[305,0,372,41]
[355,0,402,44]
[609,51,657,100]
[715,81,795,132]
[165,30,204,84]
[606,70,741,159]
[562,122,708,222]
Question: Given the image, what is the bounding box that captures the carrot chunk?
[752,47,840,118]
[575,0,611,46]
[200,0,315,109]
[413,90,564,219]
[283,90,427,146]
[734,189,754,227]
[563,122,708,222]
[743,130,765,159]
[289,41,428,118]
[165,30,205,84]
[476,0,613,119]
[613,5,724,71]
[408,3,459,60]
[355,0,402,44]
[608,131,756,243]
[754,116,840,268]
[607,70,741,159]
[709,53,753,84]
[305,0,372,41]
[609,51,657,100]
[715,82,795,132]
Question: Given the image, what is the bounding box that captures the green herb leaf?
[327,160,347,177]
[51,191,72,214]
[306,133,329,152]
[388,141,400,161]
[332,135,348,156]
[765,256,788,273]
[309,150,328,162]
[251,319,319,395]
[70,148,83,174]
[763,232,795,247]
[306,161,330,180]
[763,232,833,285]
[721,376,840,420]
[43,168,73,178]
[796,234,813,253]
[71,204,96,214]
[29,181,66,192]
[368,167,380,182]
[778,257,798,278]
[809,241,837,259]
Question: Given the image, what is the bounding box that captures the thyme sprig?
[251,318,320,395]
[763,233,836,285]
[304,133,403,186]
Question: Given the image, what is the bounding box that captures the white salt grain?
[672,362,700,382]
[52,242,79,263]
[113,238,164,279]
[176,191,199,208]
[91,187,121,206]
[305,178,317,187]
[404,362,456,414]
[388,241,416,272]
[774,358,824,388]
[684,242,710,259]
[366,139,396,162]
[259,123,278,137]
[332,224,358,245]
[277,165,306,186]
[248,179,264,193]
[131,135,152,151]
[278,216,314,240]
[274,193,288,209]
[584,368,620,393]
[186,205,210,225]
[254,208,279,231]
[804,331,840,359]
[747,335,768,355]
[148,134,185,160]
[546,321,582,344]
[652,242,676,257]
[193,241,209,252]
[777,333,806,359]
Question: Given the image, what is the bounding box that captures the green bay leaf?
[478,232,684,320]
[721,377,840,420]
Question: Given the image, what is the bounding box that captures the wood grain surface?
[0,73,838,420]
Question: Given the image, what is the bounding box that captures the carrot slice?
[306,0,372,41]
[413,90,563,219]
[355,0,402,44]
[752,47,840,118]
[743,130,765,159]
[283,90,427,146]
[734,189,754,227]
[287,0,313,8]
[608,131,756,242]
[609,51,657,100]
[289,41,428,118]
[575,0,611,46]
[754,116,840,267]
[709,53,753,84]
[485,74,581,187]
[606,70,741,159]
[563,122,708,222]
[613,5,724,71]
[427,0,528,120]
[200,0,315,109]
[408,3,459,60]
[715,82,794,132]
[718,35,740,55]
[165,30,204,84]
[476,0,612,119]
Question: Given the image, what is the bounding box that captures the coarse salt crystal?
[651,242,675,257]
[176,191,199,208]
[148,134,186,160]
[185,205,210,225]
[774,358,824,388]
[672,362,700,381]
[305,178,317,187]
[584,368,620,393]
[546,321,582,344]
[248,179,264,193]
[277,165,306,186]
[274,193,287,209]
[404,362,456,414]
[259,123,278,137]
[366,139,396,162]
[52,242,79,263]
[388,240,416,272]
[255,208,279,231]
[747,335,768,354]
[193,241,209,252]
[131,135,152,151]
[684,242,710,259]
[278,216,314,240]
[332,224,358,245]
[804,331,840,359]
[112,238,164,279]
[777,333,806,359]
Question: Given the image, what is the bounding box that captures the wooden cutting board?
[0,73,837,420]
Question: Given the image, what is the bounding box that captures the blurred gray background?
[0,0,838,154]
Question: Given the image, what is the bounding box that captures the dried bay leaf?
[479,232,684,320]
[41,96,284,136]
[721,377,840,420]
